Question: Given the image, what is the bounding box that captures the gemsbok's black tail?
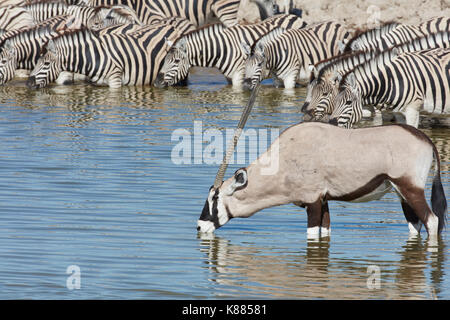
[431,144,447,234]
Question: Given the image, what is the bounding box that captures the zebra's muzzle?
[26,76,38,89]
[242,78,254,91]
[154,73,167,88]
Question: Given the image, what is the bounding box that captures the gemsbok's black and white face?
[197,168,248,233]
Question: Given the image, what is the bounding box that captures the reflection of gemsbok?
[198,122,447,238]
[198,234,443,299]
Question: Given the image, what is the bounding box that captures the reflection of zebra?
[345,17,449,52]
[27,18,194,88]
[0,16,69,85]
[328,48,450,128]
[303,31,450,121]
[154,14,307,87]
[243,21,351,89]
[79,0,244,27]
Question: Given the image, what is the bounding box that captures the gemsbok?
[197,122,447,238]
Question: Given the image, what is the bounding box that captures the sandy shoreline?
[239,0,450,30]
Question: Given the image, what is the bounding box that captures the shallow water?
[0,69,449,299]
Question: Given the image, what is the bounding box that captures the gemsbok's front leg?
[320,201,331,236]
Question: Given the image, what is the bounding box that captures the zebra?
[328,47,450,128]
[154,14,307,87]
[242,21,351,89]
[302,31,450,122]
[78,0,245,27]
[345,17,449,52]
[27,18,195,88]
[0,16,70,85]
[0,6,36,31]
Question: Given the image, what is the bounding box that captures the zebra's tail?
[431,143,447,234]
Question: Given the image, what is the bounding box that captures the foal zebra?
[154,14,307,87]
[243,21,351,89]
[302,31,450,121]
[27,18,195,88]
[79,0,244,27]
[328,47,450,128]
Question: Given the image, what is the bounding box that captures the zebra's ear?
[347,73,358,91]
[308,64,318,78]
[175,38,187,52]
[47,39,56,54]
[331,70,342,84]
[337,40,346,53]
[241,42,251,56]
[165,37,174,49]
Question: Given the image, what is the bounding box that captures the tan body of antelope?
[197,122,447,238]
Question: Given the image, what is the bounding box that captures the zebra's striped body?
[302,31,450,121]
[154,14,307,87]
[0,6,35,31]
[243,21,351,89]
[328,47,450,128]
[0,15,69,84]
[27,18,195,88]
[346,17,449,52]
[80,0,242,27]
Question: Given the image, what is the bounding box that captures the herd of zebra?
[0,0,449,128]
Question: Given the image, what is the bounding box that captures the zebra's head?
[197,168,248,233]
[0,41,17,85]
[243,42,266,90]
[86,6,141,30]
[27,40,61,89]
[302,70,341,121]
[328,73,362,128]
[154,37,190,88]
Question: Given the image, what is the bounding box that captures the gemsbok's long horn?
[213,83,261,188]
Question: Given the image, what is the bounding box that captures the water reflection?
[198,234,445,299]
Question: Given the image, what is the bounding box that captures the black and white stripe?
[79,0,243,27]
[27,18,195,88]
[329,46,450,128]
[303,31,450,121]
[154,14,307,87]
[0,15,68,84]
[345,17,449,52]
[243,21,351,89]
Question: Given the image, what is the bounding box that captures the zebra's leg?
[107,71,123,89]
[231,70,244,87]
[403,101,422,128]
[320,201,331,236]
[55,71,74,85]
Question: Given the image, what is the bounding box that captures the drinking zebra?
[302,31,450,121]
[154,14,307,88]
[27,18,195,88]
[242,21,351,89]
[0,16,70,85]
[328,47,450,128]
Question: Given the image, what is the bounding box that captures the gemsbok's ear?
[226,168,248,196]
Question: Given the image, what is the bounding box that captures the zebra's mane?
[338,30,450,90]
[343,21,400,52]
[250,27,285,54]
